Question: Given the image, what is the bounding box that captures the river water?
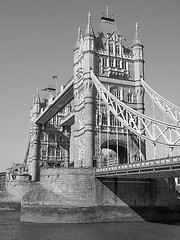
[1,211,180,240]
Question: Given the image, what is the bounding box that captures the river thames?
[1,211,180,240]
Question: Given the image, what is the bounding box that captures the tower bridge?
[23,8,180,182]
[6,7,180,224]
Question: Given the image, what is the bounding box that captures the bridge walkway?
[95,156,180,179]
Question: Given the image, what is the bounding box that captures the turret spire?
[74,26,82,50]
[101,6,114,21]
[133,22,143,46]
[84,12,95,37]
[33,89,41,104]
[106,6,109,18]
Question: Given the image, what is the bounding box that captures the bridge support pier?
[20,166,180,223]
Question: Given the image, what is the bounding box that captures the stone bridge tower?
[73,8,145,168]
[26,83,71,181]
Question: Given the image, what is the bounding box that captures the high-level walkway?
[35,77,74,125]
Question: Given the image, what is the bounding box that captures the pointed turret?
[42,78,56,107]
[133,23,143,46]
[84,12,95,37]
[32,89,41,120]
[132,23,145,121]
[132,22,144,63]
[33,89,41,105]
[74,27,82,51]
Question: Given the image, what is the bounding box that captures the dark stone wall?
[96,178,153,207]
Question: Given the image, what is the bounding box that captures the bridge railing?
[96,155,180,173]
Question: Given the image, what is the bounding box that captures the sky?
[0,0,180,172]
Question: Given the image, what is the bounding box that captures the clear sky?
[0,0,180,172]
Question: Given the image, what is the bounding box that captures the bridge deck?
[95,156,180,179]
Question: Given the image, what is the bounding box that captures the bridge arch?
[101,140,127,165]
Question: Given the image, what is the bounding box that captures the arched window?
[122,60,126,69]
[110,57,114,67]
[127,90,133,103]
[116,59,120,69]
[112,87,123,101]
[102,57,107,67]
[102,113,108,126]
[48,146,55,156]
[115,45,120,55]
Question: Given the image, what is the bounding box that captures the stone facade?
[20,168,180,223]
[26,87,71,181]
[73,10,145,169]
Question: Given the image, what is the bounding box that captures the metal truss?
[91,71,180,146]
[140,78,180,124]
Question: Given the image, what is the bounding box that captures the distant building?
[6,163,30,181]
[0,172,6,191]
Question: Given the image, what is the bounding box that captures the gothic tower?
[26,81,71,181]
[73,8,145,167]
[74,13,96,167]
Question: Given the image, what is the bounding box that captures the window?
[116,59,120,69]
[52,116,57,125]
[41,132,46,141]
[96,113,102,126]
[102,113,108,126]
[127,91,133,103]
[56,146,61,156]
[112,88,123,101]
[102,57,107,67]
[109,44,113,54]
[115,45,120,55]
[110,58,114,67]
[110,113,116,126]
[122,60,125,69]
[42,147,46,157]
[48,146,55,156]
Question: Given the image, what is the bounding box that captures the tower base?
[20,168,180,223]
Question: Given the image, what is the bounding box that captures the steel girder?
[91,71,180,146]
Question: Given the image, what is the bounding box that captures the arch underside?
[101,140,127,165]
